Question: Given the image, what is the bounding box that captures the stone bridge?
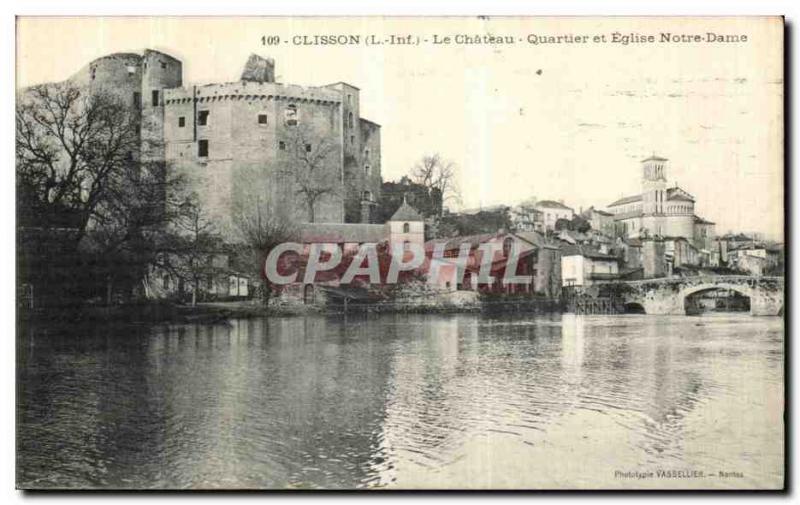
[605,276,784,316]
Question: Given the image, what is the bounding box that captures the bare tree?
[278,123,341,223]
[231,163,299,304]
[410,154,461,215]
[16,83,139,240]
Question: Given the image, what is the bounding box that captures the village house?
[560,244,620,289]
[726,243,782,276]
[277,199,426,304]
[535,200,575,231]
[581,206,616,237]
[425,231,561,297]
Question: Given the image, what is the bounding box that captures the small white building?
[560,245,620,288]
[535,200,574,231]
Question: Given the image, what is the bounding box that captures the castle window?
[403,222,410,233]
[363,190,372,201]
[364,148,370,158]
[198,139,209,157]
[278,141,286,150]
[198,110,209,126]
[258,113,268,125]
[162,275,170,290]
[90,66,96,80]
[364,164,371,176]
[160,61,167,69]
[178,116,185,128]
[126,65,136,75]
[285,104,298,126]
[348,112,354,128]
[350,135,355,145]
[305,143,312,152]
[152,90,160,106]
[133,92,141,108]
[347,94,352,105]
[135,124,141,135]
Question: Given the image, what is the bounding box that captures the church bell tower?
[641,155,668,215]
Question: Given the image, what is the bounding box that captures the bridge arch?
[679,284,754,315]
[617,276,784,317]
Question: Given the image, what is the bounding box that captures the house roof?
[608,194,642,207]
[299,223,386,244]
[425,233,497,252]
[560,244,619,261]
[389,200,424,221]
[536,200,573,210]
[515,231,560,250]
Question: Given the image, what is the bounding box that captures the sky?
[16,16,784,239]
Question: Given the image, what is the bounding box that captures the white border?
[2,1,796,503]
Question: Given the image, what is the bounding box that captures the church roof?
[694,215,715,225]
[608,194,642,207]
[666,186,695,202]
[389,200,424,221]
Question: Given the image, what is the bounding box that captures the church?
[607,155,715,252]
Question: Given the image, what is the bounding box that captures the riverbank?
[19,296,565,324]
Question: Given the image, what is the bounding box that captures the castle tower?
[641,155,668,216]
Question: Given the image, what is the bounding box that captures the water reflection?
[17,313,783,489]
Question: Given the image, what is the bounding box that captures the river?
[16,313,784,489]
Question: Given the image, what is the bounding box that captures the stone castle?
[61,49,382,238]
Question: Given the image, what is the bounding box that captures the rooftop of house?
[560,244,619,261]
[298,222,386,244]
[389,199,424,221]
[536,200,573,210]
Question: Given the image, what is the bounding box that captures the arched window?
[348,112,354,128]
[403,222,410,233]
